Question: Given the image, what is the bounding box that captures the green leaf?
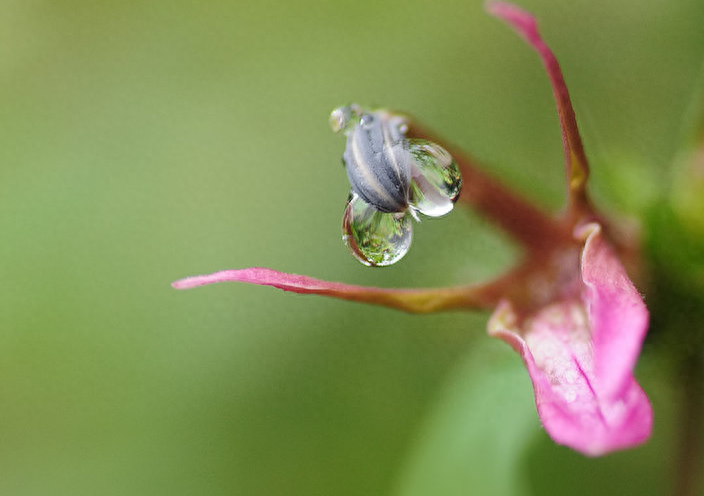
[393,339,538,496]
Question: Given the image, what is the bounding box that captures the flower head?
[331,104,463,267]
[173,1,653,456]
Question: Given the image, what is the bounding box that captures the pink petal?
[488,225,652,455]
[172,267,496,313]
[577,223,650,401]
[487,1,590,208]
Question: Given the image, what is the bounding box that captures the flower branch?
[173,0,654,457]
[406,123,573,254]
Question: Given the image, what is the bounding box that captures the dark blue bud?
[342,112,412,213]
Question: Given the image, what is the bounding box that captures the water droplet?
[329,104,361,134]
[360,113,375,127]
[342,193,413,266]
[407,140,463,217]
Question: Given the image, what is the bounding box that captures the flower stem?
[408,123,571,253]
[674,348,704,496]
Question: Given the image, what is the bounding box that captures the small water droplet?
[360,113,375,127]
[329,104,361,134]
[342,193,413,266]
[407,140,463,217]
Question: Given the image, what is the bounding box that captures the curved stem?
[408,123,571,253]
[487,1,591,218]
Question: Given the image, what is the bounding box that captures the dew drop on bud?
[342,193,413,266]
[329,104,362,135]
[407,139,463,217]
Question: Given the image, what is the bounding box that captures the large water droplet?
[342,193,413,266]
[407,140,463,217]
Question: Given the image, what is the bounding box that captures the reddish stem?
[408,123,571,253]
[674,351,704,496]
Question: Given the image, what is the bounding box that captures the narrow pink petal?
[577,223,650,400]
[487,1,590,208]
[489,298,652,456]
[172,267,496,313]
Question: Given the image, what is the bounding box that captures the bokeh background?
[2,0,703,494]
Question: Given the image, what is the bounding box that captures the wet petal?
[173,267,498,313]
[489,299,652,456]
[487,1,590,211]
[488,223,652,456]
[577,223,650,401]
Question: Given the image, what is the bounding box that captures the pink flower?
[173,1,653,456]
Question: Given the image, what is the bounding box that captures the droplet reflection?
[342,194,413,267]
[408,139,463,217]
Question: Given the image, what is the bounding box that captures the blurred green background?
[1,0,703,494]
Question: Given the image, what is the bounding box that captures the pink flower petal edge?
[489,224,652,456]
[172,267,366,293]
[578,223,650,402]
[172,267,495,313]
[487,0,589,203]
